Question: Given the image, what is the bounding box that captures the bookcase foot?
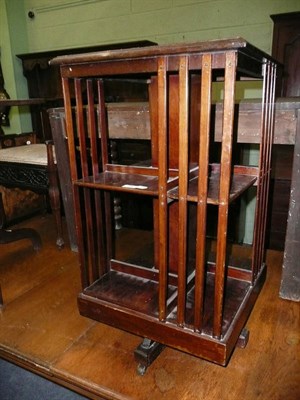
[237,328,250,349]
[134,338,165,375]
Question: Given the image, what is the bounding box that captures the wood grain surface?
[0,215,299,399]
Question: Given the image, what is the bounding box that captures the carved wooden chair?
[0,135,63,248]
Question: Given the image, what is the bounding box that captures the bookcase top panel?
[50,37,275,67]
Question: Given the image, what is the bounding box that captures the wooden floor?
[0,215,299,400]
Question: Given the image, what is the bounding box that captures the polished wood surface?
[55,39,277,368]
[0,215,299,399]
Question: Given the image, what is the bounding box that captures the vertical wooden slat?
[61,77,77,181]
[177,55,189,326]
[148,78,160,276]
[75,79,89,178]
[252,61,277,279]
[213,51,237,339]
[97,79,112,267]
[261,62,276,264]
[251,61,276,280]
[75,79,98,283]
[87,79,99,176]
[157,56,168,321]
[194,53,212,331]
[62,76,88,288]
[252,62,268,279]
[257,62,272,274]
[87,80,106,278]
[97,80,109,170]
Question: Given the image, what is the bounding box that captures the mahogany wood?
[194,54,212,331]
[213,51,237,338]
[51,39,277,369]
[157,57,168,322]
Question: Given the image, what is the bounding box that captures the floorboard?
[0,215,299,400]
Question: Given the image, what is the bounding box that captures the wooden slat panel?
[62,77,88,288]
[75,79,98,283]
[157,57,168,321]
[87,80,106,278]
[252,61,277,279]
[213,51,237,339]
[86,80,99,176]
[97,80,112,267]
[97,80,109,170]
[75,79,88,178]
[259,62,276,273]
[177,56,189,326]
[194,53,212,331]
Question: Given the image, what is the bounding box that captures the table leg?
[46,141,64,248]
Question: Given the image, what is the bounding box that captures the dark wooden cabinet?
[280,107,300,301]
[51,39,277,371]
[271,12,300,97]
[271,11,300,300]
[268,12,300,250]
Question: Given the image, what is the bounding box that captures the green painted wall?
[1,0,300,134]
[22,0,300,54]
[1,0,30,134]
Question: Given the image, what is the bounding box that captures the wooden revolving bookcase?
[51,38,277,373]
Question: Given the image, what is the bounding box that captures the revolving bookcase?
[51,38,277,373]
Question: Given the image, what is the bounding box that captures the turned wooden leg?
[46,141,64,248]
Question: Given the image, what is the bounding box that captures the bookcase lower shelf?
[77,259,266,368]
